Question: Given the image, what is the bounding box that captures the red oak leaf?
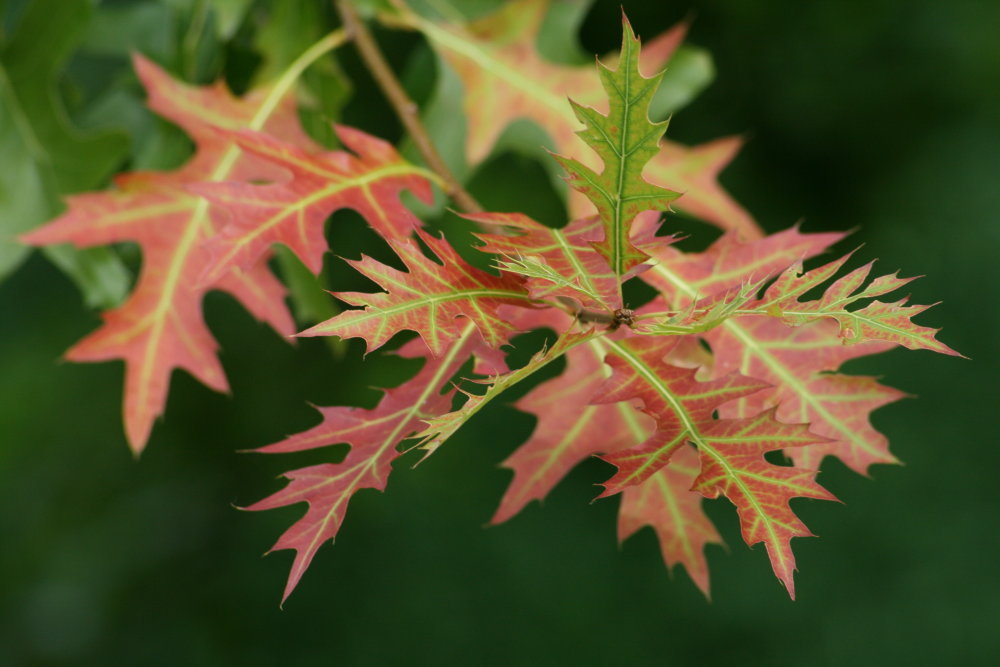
[191,124,435,279]
[755,253,962,355]
[592,336,768,495]
[692,409,836,599]
[640,225,845,310]
[299,230,532,355]
[247,325,486,603]
[403,0,761,236]
[470,211,622,310]
[20,56,308,452]
[492,338,654,524]
[707,317,906,474]
[637,229,953,474]
[618,444,722,597]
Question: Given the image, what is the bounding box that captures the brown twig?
[335,0,483,214]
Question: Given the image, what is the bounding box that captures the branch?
[335,0,483,214]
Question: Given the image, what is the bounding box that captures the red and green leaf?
[20,55,309,453]
[247,325,483,603]
[751,253,962,355]
[299,230,532,355]
[553,19,680,281]
[471,211,621,310]
[401,0,761,236]
[618,444,722,597]
[707,317,906,474]
[640,225,845,310]
[493,337,654,524]
[593,336,764,495]
[691,409,837,599]
[192,125,436,279]
[640,230,915,475]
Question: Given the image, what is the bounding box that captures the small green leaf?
[554,18,680,285]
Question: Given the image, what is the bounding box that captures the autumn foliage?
[21,3,958,604]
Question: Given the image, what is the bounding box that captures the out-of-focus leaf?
[211,0,253,40]
[250,0,350,147]
[652,44,714,118]
[81,2,176,60]
[0,0,130,305]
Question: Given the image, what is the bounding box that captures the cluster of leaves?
[15,0,958,603]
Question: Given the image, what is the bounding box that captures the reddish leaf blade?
[471,212,621,310]
[618,444,722,597]
[641,230,913,475]
[17,56,329,452]
[493,339,654,524]
[755,254,962,356]
[594,336,767,496]
[641,225,845,309]
[22,159,296,454]
[192,125,434,278]
[692,409,836,599]
[299,230,532,355]
[645,137,761,240]
[416,328,598,460]
[405,0,761,235]
[707,317,906,474]
[247,325,482,603]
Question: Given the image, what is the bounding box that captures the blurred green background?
[1,0,997,665]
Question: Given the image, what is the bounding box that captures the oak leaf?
[247,324,489,603]
[399,0,761,237]
[191,124,435,280]
[298,230,533,355]
[20,55,311,452]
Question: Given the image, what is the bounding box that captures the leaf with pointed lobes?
[246,325,484,604]
[639,224,846,310]
[618,444,722,597]
[592,336,768,496]
[707,317,906,475]
[402,0,759,236]
[636,227,903,474]
[298,230,532,356]
[18,56,316,453]
[692,409,837,599]
[416,328,598,461]
[753,252,962,356]
[492,336,655,525]
[553,18,680,280]
[469,211,621,310]
[644,136,760,240]
[190,124,435,281]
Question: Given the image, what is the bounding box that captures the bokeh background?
[2,0,997,665]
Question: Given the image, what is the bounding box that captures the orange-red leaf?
[247,326,483,603]
[594,336,767,496]
[707,317,906,474]
[639,229,923,475]
[404,0,761,236]
[20,56,307,452]
[692,409,836,599]
[493,338,654,524]
[755,254,962,355]
[618,444,722,597]
[471,212,621,310]
[192,125,434,279]
[299,230,532,355]
[640,225,845,310]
